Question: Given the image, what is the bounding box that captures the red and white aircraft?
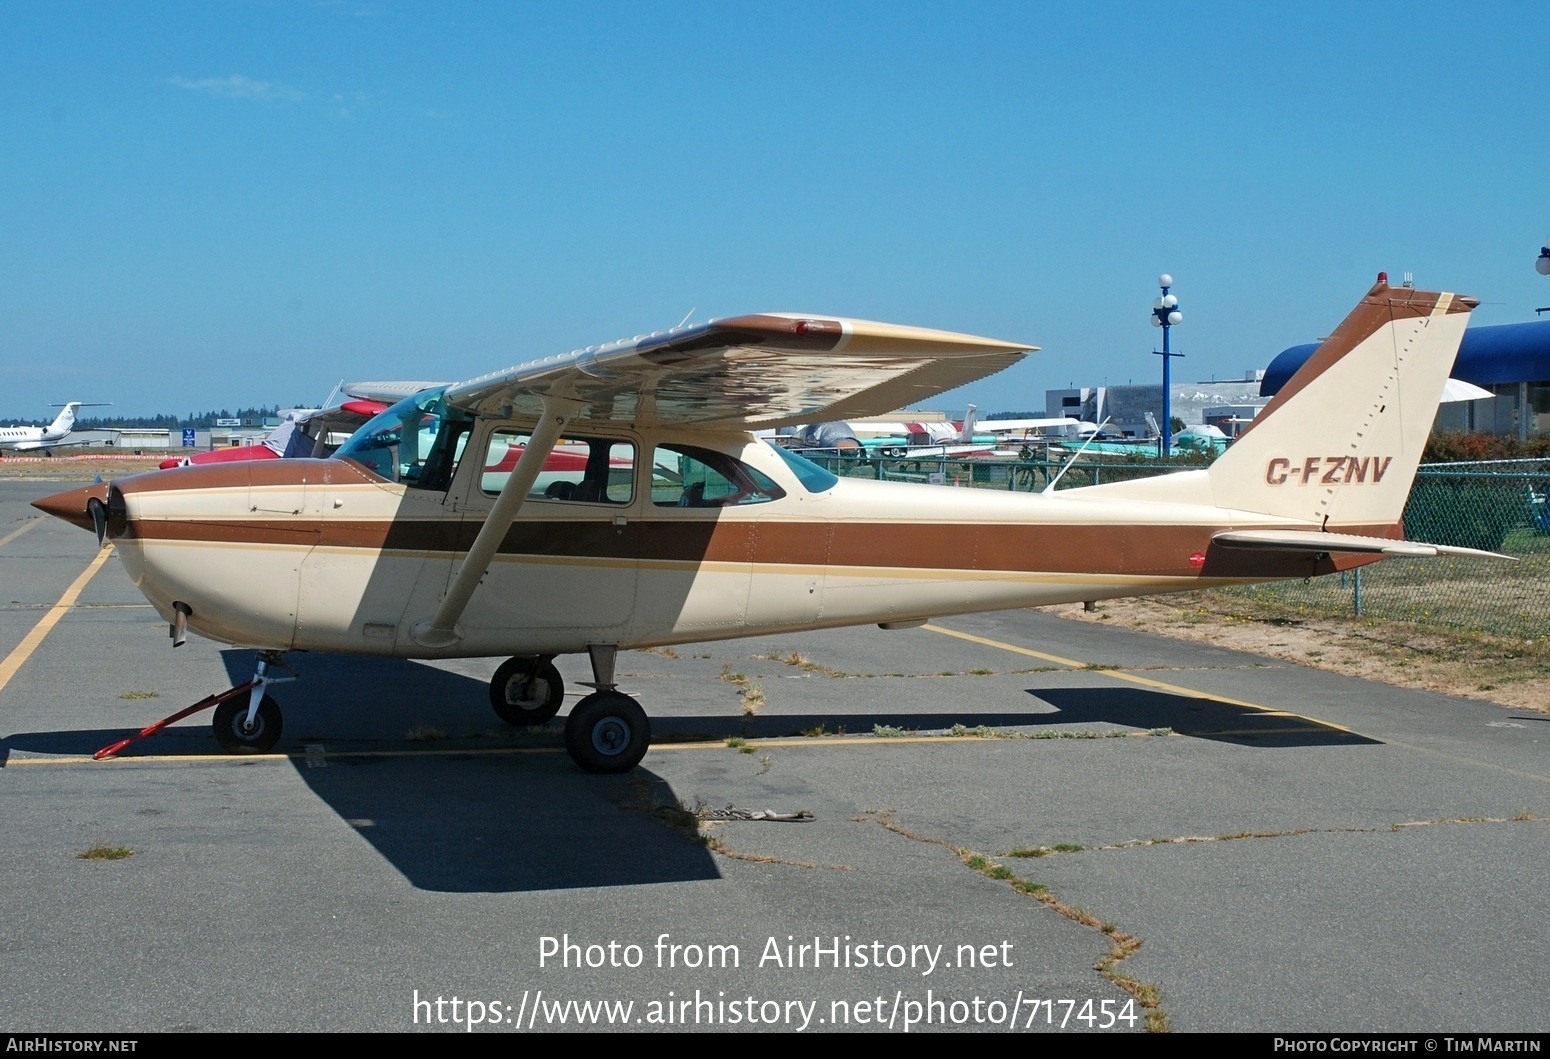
[156,383,447,470]
[36,277,1501,773]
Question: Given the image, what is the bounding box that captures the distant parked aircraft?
[0,402,110,455]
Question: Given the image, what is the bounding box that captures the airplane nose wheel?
[489,656,564,726]
[211,694,283,754]
[564,691,650,774]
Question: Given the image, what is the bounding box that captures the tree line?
[64,407,287,430]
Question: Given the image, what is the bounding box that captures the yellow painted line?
[923,622,1358,734]
[0,546,116,698]
[6,730,1163,767]
[5,746,566,766]
[924,624,1088,668]
[646,734,1090,752]
[1352,736,1550,786]
[0,519,42,550]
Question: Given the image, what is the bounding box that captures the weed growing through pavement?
[78,843,133,861]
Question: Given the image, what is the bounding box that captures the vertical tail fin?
[959,403,978,443]
[1205,278,1475,528]
[48,402,81,438]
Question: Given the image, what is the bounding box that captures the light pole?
[1151,274,1183,457]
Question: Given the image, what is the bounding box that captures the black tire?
[489,658,564,726]
[563,691,650,774]
[211,694,283,754]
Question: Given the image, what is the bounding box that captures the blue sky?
[3,1,1548,420]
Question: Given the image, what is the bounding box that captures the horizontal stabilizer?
[1212,528,1513,561]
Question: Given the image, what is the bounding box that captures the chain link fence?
[1223,460,1550,640]
[803,452,1550,641]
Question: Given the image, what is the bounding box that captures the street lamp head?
[1537,244,1550,276]
[1150,315,1162,327]
[1158,273,1173,289]
[1168,310,1183,326]
[1161,294,1178,309]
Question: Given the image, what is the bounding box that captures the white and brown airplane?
[34,276,1501,773]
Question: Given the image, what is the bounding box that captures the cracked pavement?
[3,480,1546,1032]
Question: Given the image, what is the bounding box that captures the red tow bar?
[94,681,258,760]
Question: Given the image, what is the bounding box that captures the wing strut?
[411,394,583,649]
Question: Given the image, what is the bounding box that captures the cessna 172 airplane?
[0,402,110,454]
[34,276,1502,773]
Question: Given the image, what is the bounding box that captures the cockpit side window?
[480,429,635,504]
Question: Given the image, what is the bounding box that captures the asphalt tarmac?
[2,479,1546,1034]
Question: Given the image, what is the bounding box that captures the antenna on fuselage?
[675,307,697,329]
[1042,417,1111,495]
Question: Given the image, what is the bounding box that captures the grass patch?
[78,843,133,861]
[872,724,911,738]
[762,650,848,677]
[1007,843,1084,858]
[721,663,766,715]
[118,690,158,700]
[799,723,843,737]
[740,685,765,715]
[947,723,997,738]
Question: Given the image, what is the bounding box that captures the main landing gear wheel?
[563,691,650,774]
[489,657,564,726]
[212,695,283,754]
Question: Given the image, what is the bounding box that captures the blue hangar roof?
[1262,319,1550,397]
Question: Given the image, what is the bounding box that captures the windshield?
[766,441,839,493]
[334,388,472,489]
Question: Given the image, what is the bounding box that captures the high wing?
[399,313,1031,650]
[441,314,1035,428]
[341,380,452,404]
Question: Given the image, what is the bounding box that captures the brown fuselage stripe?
[121,516,1391,579]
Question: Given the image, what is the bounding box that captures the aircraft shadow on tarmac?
[1022,687,1378,747]
[238,651,724,894]
[0,655,1372,892]
[0,652,722,894]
